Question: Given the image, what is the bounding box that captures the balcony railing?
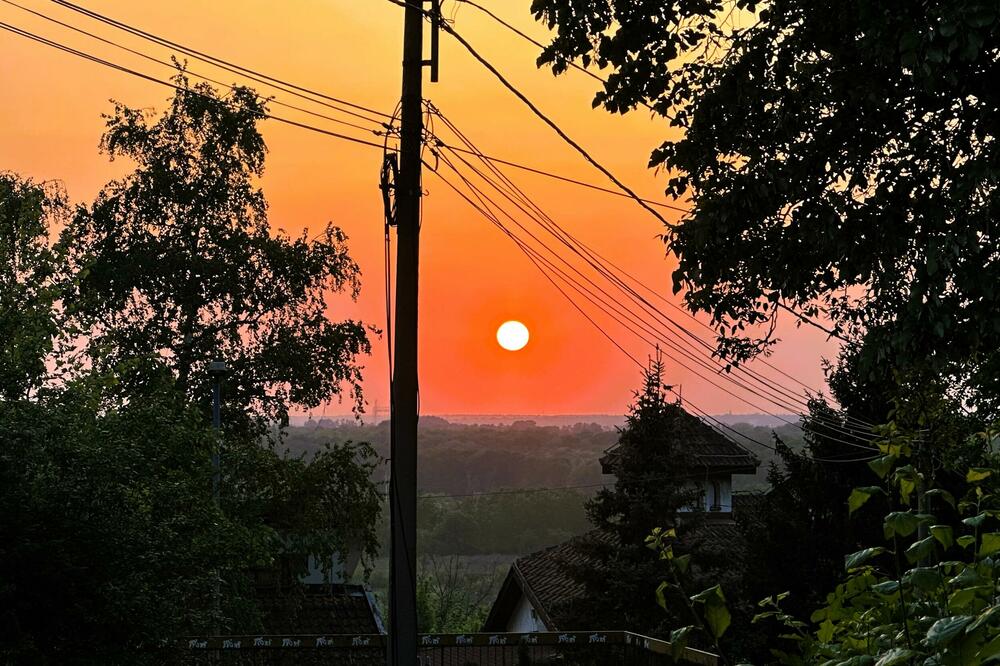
[171,631,719,665]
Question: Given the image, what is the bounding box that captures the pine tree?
[556,356,723,634]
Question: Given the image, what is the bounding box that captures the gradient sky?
[0,0,839,417]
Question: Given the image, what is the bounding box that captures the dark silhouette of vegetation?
[532,0,1000,417]
[0,75,381,662]
[62,69,371,438]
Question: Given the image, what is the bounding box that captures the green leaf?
[869,455,897,479]
[958,535,977,549]
[655,580,669,610]
[978,634,1000,662]
[817,618,835,643]
[905,536,936,564]
[703,599,731,639]
[930,524,954,549]
[926,488,956,508]
[968,468,993,483]
[908,566,943,591]
[968,605,1000,634]
[964,512,989,528]
[884,511,921,538]
[872,579,900,594]
[949,586,990,612]
[669,625,694,662]
[876,648,923,666]
[981,532,1000,556]
[691,585,730,639]
[673,553,691,574]
[845,546,886,570]
[924,615,974,647]
[848,486,883,515]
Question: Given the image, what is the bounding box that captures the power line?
[439,143,690,213]
[51,0,392,124]
[427,109,880,442]
[428,157,881,454]
[2,0,385,136]
[0,21,393,152]
[433,14,676,230]
[453,0,666,118]
[45,0,692,215]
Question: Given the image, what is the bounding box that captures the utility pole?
[390,1,438,664]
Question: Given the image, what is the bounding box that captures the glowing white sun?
[497,320,530,351]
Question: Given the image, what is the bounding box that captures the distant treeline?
[283,416,807,497]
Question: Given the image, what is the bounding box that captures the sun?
[496,320,529,351]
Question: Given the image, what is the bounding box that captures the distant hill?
[283,415,805,494]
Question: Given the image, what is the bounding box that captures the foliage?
[415,556,500,633]
[0,172,66,400]
[0,376,275,664]
[61,69,371,436]
[531,0,1000,414]
[230,437,383,581]
[419,490,592,556]
[753,425,1000,665]
[556,358,742,636]
[647,528,734,666]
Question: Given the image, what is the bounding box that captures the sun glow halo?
[496,320,529,351]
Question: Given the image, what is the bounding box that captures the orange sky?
[0,0,839,417]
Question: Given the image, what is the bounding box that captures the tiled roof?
[486,519,750,632]
[255,583,384,635]
[484,531,620,631]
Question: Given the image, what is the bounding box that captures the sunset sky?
[0,0,839,417]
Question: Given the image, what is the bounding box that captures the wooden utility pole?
[390,0,437,664]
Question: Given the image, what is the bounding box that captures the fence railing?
[173,631,719,665]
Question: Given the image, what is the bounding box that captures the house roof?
[485,519,749,633]
[255,583,384,635]
[601,404,759,475]
[484,531,607,632]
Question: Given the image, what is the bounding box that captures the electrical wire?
[2,0,386,136]
[428,162,882,458]
[453,0,667,118]
[51,0,393,124]
[0,21,393,152]
[432,107,879,434]
[427,111,880,443]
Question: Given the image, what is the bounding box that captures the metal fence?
[172,631,718,665]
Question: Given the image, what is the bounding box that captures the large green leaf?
[926,488,957,508]
[869,455,897,479]
[968,468,993,483]
[968,605,1000,634]
[980,532,1000,556]
[817,618,835,643]
[703,599,731,639]
[875,648,923,666]
[691,585,730,639]
[885,511,922,538]
[905,536,936,564]
[930,524,954,549]
[907,566,943,592]
[848,486,885,515]
[845,547,887,570]
[669,625,694,662]
[965,513,990,528]
[924,615,975,647]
